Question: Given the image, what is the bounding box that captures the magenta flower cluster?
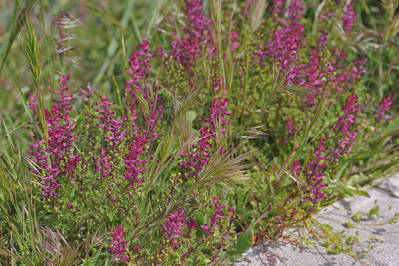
[94,95,126,181]
[108,225,130,263]
[162,208,188,247]
[291,93,361,205]
[205,97,231,135]
[125,41,162,187]
[170,0,213,69]
[332,93,361,160]
[162,209,198,249]
[200,197,228,236]
[28,40,162,206]
[262,0,305,68]
[29,75,79,200]
[298,38,365,106]
[23,1,397,263]
[179,94,231,179]
[201,197,235,246]
[375,94,393,122]
[96,96,126,148]
[92,40,162,190]
[341,1,356,33]
[257,0,364,107]
[303,138,329,205]
[169,0,233,182]
[161,198,234,249]
[126,40,152,94]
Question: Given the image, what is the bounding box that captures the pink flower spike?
[169,0,213,70]
[341,1,356,33]
[108,225,130,263]
[28,74,77,201]
[375,94,393,122]
[163,209,187,247]
[187,219,198,232]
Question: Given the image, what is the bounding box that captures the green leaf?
[388,212,399,224]
[81,258,96,266]
[237,191,248,210]
[380,114,399,139]
[228,229,254,256]
[347,187,370,198]
[187,110,197,123]
[196,212,206,225]
[133,89,150,116]
[321,223,333,232]
[369,206,380,217]
[333,183,370,197]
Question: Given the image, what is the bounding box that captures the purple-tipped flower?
[28,75,77,201]
[201,198,227,236]
[262,0,305,68]
[170,0,213,70]
[179,94,231,179]
[187,219,198,233]
[286,118,295,136]
[53,75,74,116]
[210,197,228,228]
[272,0,286,17]
[94,96,126,179]
[179,127,212,179]
[303,138,329,205]
[298,94,361,206]
[205,97,231,135]
[96,96,125,148]
[163,209,187,246]
[108,225,130,263]
[80,82,97,102]
[123,40,162,187]
[201,197,234,241]
[290,161,302,176]
[125,40,152,94]
[341,1,356,33]
[231,31,240,52]
[125,40,162,135]
[124,133,149,187]
[375,94,393,122]
[95,148,112,179]
[332,93,360,160]
[41,165,62,200]
[257,2,362,108]
[28,92,39,114]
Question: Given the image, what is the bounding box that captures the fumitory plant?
[26,36,247,264]
[1,0,398,265]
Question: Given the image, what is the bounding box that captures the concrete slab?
[235,176,399,266]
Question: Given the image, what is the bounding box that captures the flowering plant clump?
[28,75,77,201]
[23,36,246,264]
[108,225,130,263]
[170,0,213,70]
[1,0,398,265]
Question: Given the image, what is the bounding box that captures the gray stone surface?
[235,176,399,266]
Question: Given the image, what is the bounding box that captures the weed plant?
[1,0,399,264]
